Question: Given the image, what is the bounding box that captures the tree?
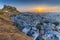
[36,22,43,33]
[52,22,59,31]
[44,19,49,23]
[52,22,59,26]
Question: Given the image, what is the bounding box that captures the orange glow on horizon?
[18,6,60,12]
[33,7,60,12]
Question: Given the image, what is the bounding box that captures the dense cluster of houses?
[10,12,60,40]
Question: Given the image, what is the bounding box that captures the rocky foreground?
[0,5,32,40]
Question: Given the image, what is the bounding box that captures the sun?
[35,8,48,12]
[37,8,46,12]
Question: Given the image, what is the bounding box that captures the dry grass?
[0,33,32,40]
[0,14,32,40]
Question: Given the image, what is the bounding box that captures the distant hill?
[0,5,32,40]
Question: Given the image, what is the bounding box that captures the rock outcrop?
[2,5,19,16]
[0,5,32,40]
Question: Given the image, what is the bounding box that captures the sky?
[0,0,60,12]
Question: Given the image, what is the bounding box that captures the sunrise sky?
[0,0,60,12]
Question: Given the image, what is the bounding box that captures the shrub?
[0,9,4,15]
